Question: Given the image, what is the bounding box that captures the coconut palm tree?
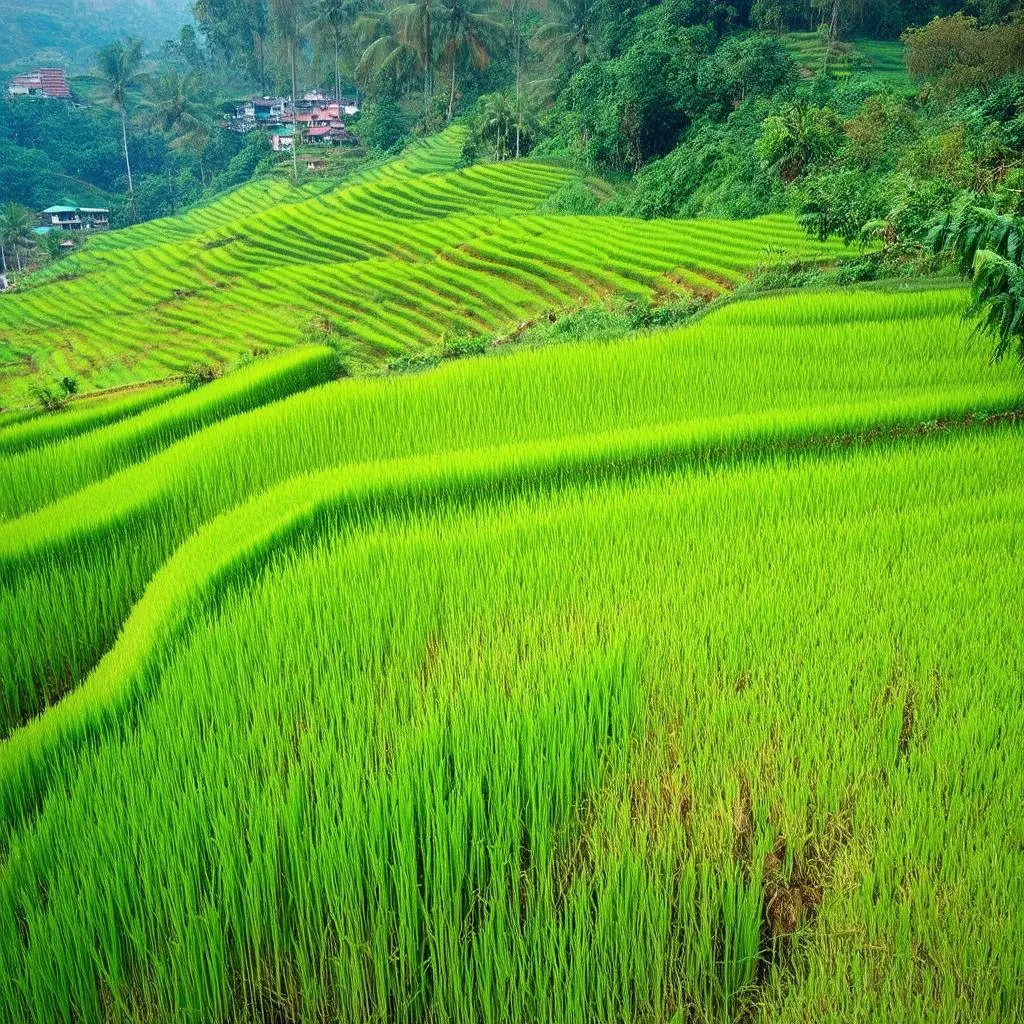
[390,0,438,115]
[499,0,527,153]
[241,0,272,95]
[271,0,305,101]
[357,10,422,96]
[534,0,592,66]
[472,91,534,161]
[308,0,362,106]
[96,38,147,214]
[145,70,213,185]
[437,0,503,120]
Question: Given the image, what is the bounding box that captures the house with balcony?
[40,205,110,231]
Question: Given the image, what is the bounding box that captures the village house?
[294,90,331,113]
[270,126,294,152]
[304,123,356,145]
[7,68,71,99]
[39,205,110,231]
[226,95,360,134]
[225,97,289,132]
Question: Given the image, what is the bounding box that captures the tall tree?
[904,14,1024,97]
[357,11,416,94]
[471,91,535,160]
[534,0,592,67]
[241,0,272,94]
[193,0,270,91]
[437,0,503,120]
[272,0,305,100]
[96,37,147,216]
[391,0,437,115]
[0,203,33,276]
[500,0,525,154]
[145,70,214,186]
[309,0,362,103]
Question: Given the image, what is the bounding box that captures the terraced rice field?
[781,32,910,87]
[0,275,1021,1022]
[0,126,845,405]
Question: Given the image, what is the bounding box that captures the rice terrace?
[0,1,1023,1022]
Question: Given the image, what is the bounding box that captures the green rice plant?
[0,289,1018,737]
[0,157,844,403]
[0,426,1019,1022]
[0,346,339,522]
[0,383,183,457]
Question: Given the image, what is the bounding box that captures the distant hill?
[0,0,193,73]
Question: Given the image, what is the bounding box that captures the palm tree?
[758,102,841,183]
[241,0,271,95]
[271,0,305,101]
[145,70,213,186]
[390,0,437,115]
[534,0,592,66]
[481,92,513,159]
[437,0,503,121]
[473,91,534,160]
[357,10,422,97]
[500,0,526,154]
[0,203,34,278]
[96,38,147,214]
[308,0,362,106]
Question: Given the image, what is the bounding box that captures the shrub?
[182,364,219,391]
[26,375,79,413]
[538,180,604,215]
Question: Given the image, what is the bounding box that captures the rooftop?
[9,67,70,99]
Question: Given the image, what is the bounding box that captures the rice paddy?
[0,126,845,405]
[780,32,911,88]
[1,150,1021,1023]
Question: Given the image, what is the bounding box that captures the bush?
[182,364,219,390]
[26,375,79,413]
[441,335,489,359]
[356,99,410,154]
[539,180,604,215]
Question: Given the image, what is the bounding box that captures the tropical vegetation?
[1,2,1023,1022]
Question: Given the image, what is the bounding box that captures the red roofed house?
[7,68,71,99]
[301,107,356,145]
[303,123,356,145]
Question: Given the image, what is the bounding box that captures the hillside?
[0,0,192,71]
[0,127,848,406]
[2,47,1024,1018]
[0,245,1021,1019]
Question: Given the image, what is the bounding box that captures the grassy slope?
[1,285,1018,740]
[0,148,1021,1022]
[0,125,845,405]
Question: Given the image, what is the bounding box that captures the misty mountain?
[0,0,193,72]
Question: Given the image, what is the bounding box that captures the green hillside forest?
[0,0,1023,1019]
